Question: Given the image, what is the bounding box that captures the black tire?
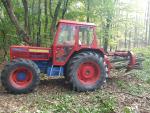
[67,51,106,91]
[64,64,70,82]
[1,58,40,94]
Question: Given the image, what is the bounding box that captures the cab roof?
[58,20,96,26]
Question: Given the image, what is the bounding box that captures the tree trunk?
[145,1,150,46]
[49,0,54,19]
[124,13,128,49]
[31,0,35,41]
[0,17,8,59]
[134,13,138,47]
[148,1,150,45]
[104,36,109,52]
[62,0,69,19]
[22,0,30,35]
[124,29,127,49]
[1,30,7,59]
[148,18,150,45]
[128,31,131,49]
[86,0,90,22]
[50,0,63,39]
[104,18,111,52]
[2,0,31,44]
[44,0,48,39]
[37,0,41,46]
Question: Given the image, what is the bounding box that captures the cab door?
[53,24,76,65]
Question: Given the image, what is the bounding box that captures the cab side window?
[79,27,94,46]
[57,24,75,45]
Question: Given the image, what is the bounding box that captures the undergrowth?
[133,46,150,84]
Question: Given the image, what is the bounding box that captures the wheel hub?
[77,62,100,84]
[17,72,26,81]
[86,70,90,75]
[9,67,33,89]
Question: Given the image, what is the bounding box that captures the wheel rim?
[77,61,100,85]
[9,67,33,89]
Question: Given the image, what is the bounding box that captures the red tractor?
[1,20,143,94]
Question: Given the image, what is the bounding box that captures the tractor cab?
[53,20,98,65]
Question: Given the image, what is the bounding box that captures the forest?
[0,0,150,113]
[0,0,149,59]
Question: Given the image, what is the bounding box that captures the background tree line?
[0,0,149,61]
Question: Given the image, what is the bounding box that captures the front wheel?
[1,59,40,94]
[67,51,106,91]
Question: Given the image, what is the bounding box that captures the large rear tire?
[1,59,40,94]
[67,51,106,91]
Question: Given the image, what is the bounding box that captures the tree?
[22,0,30,35]
[44,0,48,39]
[1,0,30,44]
[102,0,115,52]
[31,0,35,40]
[0,0,148,54]
[37,0,41,46]
[86,0,90,22]
[49,0,63,38]
[62,0,69,19]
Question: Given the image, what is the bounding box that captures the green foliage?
[0,0,148,60]
[17,91,116,113]
[116,80,127,89]
[132,47,150,84]
[123,106,135,113]
[116,79,150,95]
[0,1,24,60]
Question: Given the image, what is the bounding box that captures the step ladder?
[49,65,63,76]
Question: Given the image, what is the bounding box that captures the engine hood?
[10,45,52,61]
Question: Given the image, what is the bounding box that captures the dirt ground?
[0,70,150,113]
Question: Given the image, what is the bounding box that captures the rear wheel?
[1,59,40,94]
[67,51,106,91]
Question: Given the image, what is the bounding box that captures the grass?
[15,90,116,113]
[133,46,150,83]
[116,79,150,95]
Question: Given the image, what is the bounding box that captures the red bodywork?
[10,46,51,61]
[10,20,140,77]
